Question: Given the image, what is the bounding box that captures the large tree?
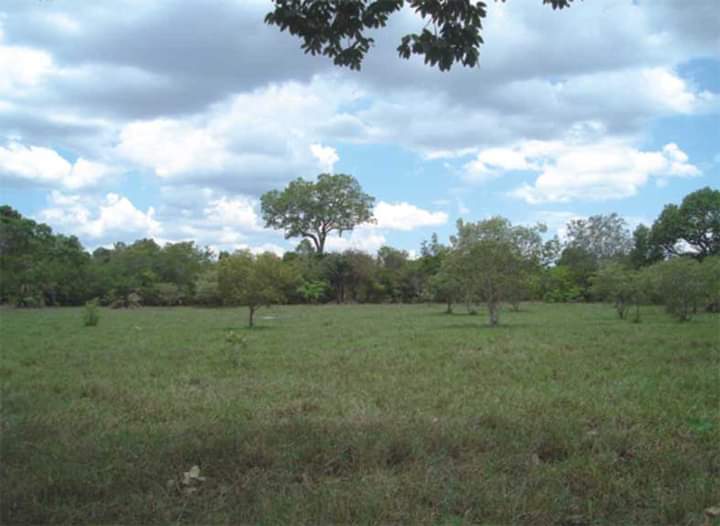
[265,0,575,71]
[564,213,632,263]
[650,186,720,260]
[261,173,375,254]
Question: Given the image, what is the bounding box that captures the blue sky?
[0,0,718,255]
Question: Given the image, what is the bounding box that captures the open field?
[1,303,718,525]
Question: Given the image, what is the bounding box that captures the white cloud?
[373,201,448,231]
[310,143,339,173]
[0,39,54,95]
[325,226,387,253]
[114,79,364,193]
[509,141,700,204]
[202,195,261,231]
[0,142,114,189]
[37,191,161,240]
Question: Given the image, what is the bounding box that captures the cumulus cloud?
[35,188,288,254]
[0,42,53,95]
[325,226,387,254]
[37,191,161,240]
[310,144,339,173]
[3,0,719,253]
[373,201,448,231]
[202,195,261,231]
[507,141,700,204]
[114,79,363,194]
[0,142,114,189]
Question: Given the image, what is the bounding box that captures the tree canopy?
[260,173,375,254]
[265,0,575,71]
[218,250,298,327]
[650,186,720,260]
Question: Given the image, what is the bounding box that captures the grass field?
[1,303,718,525]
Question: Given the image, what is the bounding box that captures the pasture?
[1,303,718,525]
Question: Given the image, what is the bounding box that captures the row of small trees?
[593,257,719,322]
[1,184,718,325]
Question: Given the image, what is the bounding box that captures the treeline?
[1,187,718,322]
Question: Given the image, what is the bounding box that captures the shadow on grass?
[443,322,527,330]
[216,325,277,332]
[3,414,709,526]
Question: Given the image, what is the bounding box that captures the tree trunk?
[488,302,499,326]
[248,306,255,328]
[616,299,626,319]
[446,298,453,314]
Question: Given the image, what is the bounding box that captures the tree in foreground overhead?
[265,0,576,71]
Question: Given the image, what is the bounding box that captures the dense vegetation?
[1,187,718,325]
[1,303,717,524]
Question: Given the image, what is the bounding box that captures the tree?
[650,257,705,322]
[650,187,720,260]
[557,246,597,300]
[537,265,581,303]
[261,173,375,255]
[429,260,463,313]
[0,206,91,306]
[591,263,635,320]
[449,217,529,326]
[629,224,663,269]
[565,213,632,263]
[321,252,353,303]
[265,0,575,72]
[218,251,298,327]
[700,256,720,312]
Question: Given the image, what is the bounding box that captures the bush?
[154,282,182,306]
[651,257,705,321]
[194,270,221,306]
[83,299,100,326]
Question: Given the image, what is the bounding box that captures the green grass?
[1,303,718,525]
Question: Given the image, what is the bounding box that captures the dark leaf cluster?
[266,0,574,71]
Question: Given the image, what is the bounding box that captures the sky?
[1,0,718,256]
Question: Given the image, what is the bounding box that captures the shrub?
[651,257,705,321]
[154,282,182,306]
[83,299,100,326]
[224,330,248,367]
[194,269,221,306]
[296,280,328,304]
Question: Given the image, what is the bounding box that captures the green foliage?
[449,217,538,326]
[650,186,720,259]
[565,213,632,262]
[591,263,638,320]
[0,206,90,306]
[650,257,706,321]
[266,0,575,71]
[700,255,720,312]
[558,246,599,300]
[218,250,299,326]
[296,280,329,304]
[153,282,182,306]
[261,173,375,254]
[82,299,100,327]
[224,330,248,367]
[538,266,582,303]
[629,224,664,268]
[193,269,222,306]
[429,263,463,313]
